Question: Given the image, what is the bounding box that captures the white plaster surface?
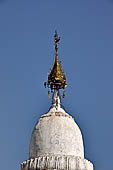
[21,94,93,170]
[29,107,84,159]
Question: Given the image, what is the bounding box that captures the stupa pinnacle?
[44,31,67,101]
[21,32,94,170]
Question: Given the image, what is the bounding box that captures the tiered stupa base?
[21,154,93,170]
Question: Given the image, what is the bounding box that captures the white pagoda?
[21,31,94,170]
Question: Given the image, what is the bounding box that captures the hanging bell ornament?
[62,89,65,98]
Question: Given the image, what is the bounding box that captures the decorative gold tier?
[44,31,67,98]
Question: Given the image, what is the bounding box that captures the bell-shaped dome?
[29,95,84,159]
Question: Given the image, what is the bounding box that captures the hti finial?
[44,31,67,109]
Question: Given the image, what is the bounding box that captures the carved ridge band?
[21,155,93,170]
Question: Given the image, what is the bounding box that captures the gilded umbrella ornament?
[44,31,67,105]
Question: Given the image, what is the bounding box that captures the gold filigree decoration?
[44,31,67,98]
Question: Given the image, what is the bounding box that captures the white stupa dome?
[29,94,84,159]
[21,92,93,170]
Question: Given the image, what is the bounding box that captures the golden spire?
[44,31,67,100]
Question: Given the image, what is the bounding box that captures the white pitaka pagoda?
[21,31,94,170]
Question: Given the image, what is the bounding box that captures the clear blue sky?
[0,0,113,170]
